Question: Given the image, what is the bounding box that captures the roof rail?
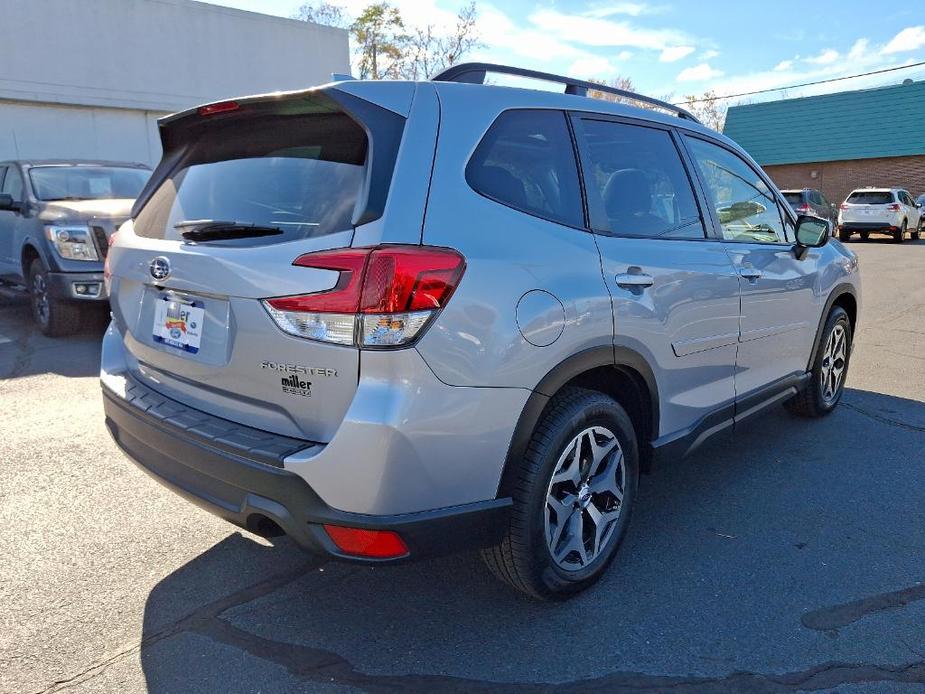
[431,62,701,124]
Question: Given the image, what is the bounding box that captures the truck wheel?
[859,232,869,241]
[29,259,82,337]
[482,387,639,600]
[913,221,921,241]
[838,229,851,242]
[893,221,906,243]
[785,306,852,418]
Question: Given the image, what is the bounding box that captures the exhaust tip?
[246,514,285,538]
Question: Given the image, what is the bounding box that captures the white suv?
[837,188,922,242]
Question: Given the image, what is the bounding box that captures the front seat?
[603,169,665,235]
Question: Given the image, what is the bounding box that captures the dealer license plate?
[153,297,205,354]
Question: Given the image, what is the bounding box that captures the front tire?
[29,259,82,337]
[482,387,639,600]
[786,307,852,418]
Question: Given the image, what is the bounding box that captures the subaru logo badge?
[149,256,171,281]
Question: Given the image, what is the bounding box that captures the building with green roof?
[723,79,925,204]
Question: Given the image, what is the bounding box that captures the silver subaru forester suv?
[101,63,860,599]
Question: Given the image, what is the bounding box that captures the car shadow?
[137,387,925,692]
[0,287,109,379]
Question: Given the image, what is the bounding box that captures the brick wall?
[763,155,925,205]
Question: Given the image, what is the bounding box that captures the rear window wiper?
[174,220,285,242]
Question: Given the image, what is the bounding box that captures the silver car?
[101,63,861,599]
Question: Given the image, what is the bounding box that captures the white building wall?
[0,0,350,164]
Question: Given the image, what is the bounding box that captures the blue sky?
[203,0,925,104]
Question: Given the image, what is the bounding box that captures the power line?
[677,60,925,105]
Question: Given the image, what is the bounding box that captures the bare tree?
[399,2,481,80]
[291,1,348,28]
[681,91,727,131]
[586,76,638,103]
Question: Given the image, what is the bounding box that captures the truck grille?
[91,226,109,259]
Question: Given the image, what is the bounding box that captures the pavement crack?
[31,563,312,694]
[802,583,925,631]
[842,402,925,433]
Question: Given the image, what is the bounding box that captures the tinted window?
[576,119,704,239]
[1,166,23,201]
[685,137,787,244]
[847,191,894,205]
[782,192,803,206]
[135,110,369,243]
[467,110,583,228]
[29,166,148,202]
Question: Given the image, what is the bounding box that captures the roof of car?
[6,159,150,169]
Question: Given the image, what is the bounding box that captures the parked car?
[781,188,837,229]
[0,160,151,335]
[917,193,925,208]
[837,187,922,242]
[101,64,861,599]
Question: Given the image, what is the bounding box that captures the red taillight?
[796,203,812,214]
[359,246,464,313]
[323,525,409,559]
[839,203,849,210]
[268,249,368,313]
[263,245,465,347]
[198,100,240,116]
[888,203,901,211]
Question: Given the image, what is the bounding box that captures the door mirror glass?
[795,215,830,247]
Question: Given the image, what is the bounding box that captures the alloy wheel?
[32,272,50,326]
[820,323,847,403]
[545,426,625,571]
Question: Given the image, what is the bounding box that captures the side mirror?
[0,193,20,212]
[794,215,830,258]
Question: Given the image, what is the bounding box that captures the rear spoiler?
[131,87,406,229]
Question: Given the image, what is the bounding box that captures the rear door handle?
[615,272,654,289]
[738,268,762,281]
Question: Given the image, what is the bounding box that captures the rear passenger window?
[467,110,584,228]
[574,119,705,239]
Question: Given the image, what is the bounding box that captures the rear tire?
[859,232,869,241]
[838,229,851,242]
[29,259,82,337]
[893,221,906,243]
[482,387,639,600]
[785,307,852,418]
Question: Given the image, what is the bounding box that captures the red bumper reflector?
[323,525,409,559]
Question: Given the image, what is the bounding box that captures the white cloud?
[616,50,633,61]
[773,59,794,72]
[805,49,839,65]
[583,3,656,18]
[883,26,925,54]
[677,63,723,82]
[527,8,691,50]
[660,46,695,62]
[568,56,619,77]
[701,49,720,60]
[848,39,869,60]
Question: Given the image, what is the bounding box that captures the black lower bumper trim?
[46,271,108,301]
[102,380,511,562]
[839,223,897,233]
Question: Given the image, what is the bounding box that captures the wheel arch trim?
[496,345,660,497]
[806,283,858,371]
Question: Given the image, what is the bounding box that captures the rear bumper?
[46,271,108,301]
[838,222,898,233]
[101,372,511,563]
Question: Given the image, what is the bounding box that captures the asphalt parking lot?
[1,239,924,694]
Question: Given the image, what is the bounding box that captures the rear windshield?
[134,108,369,244]
[782,192,803,206]
[30,166,149,202]
[847,191,894,205]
